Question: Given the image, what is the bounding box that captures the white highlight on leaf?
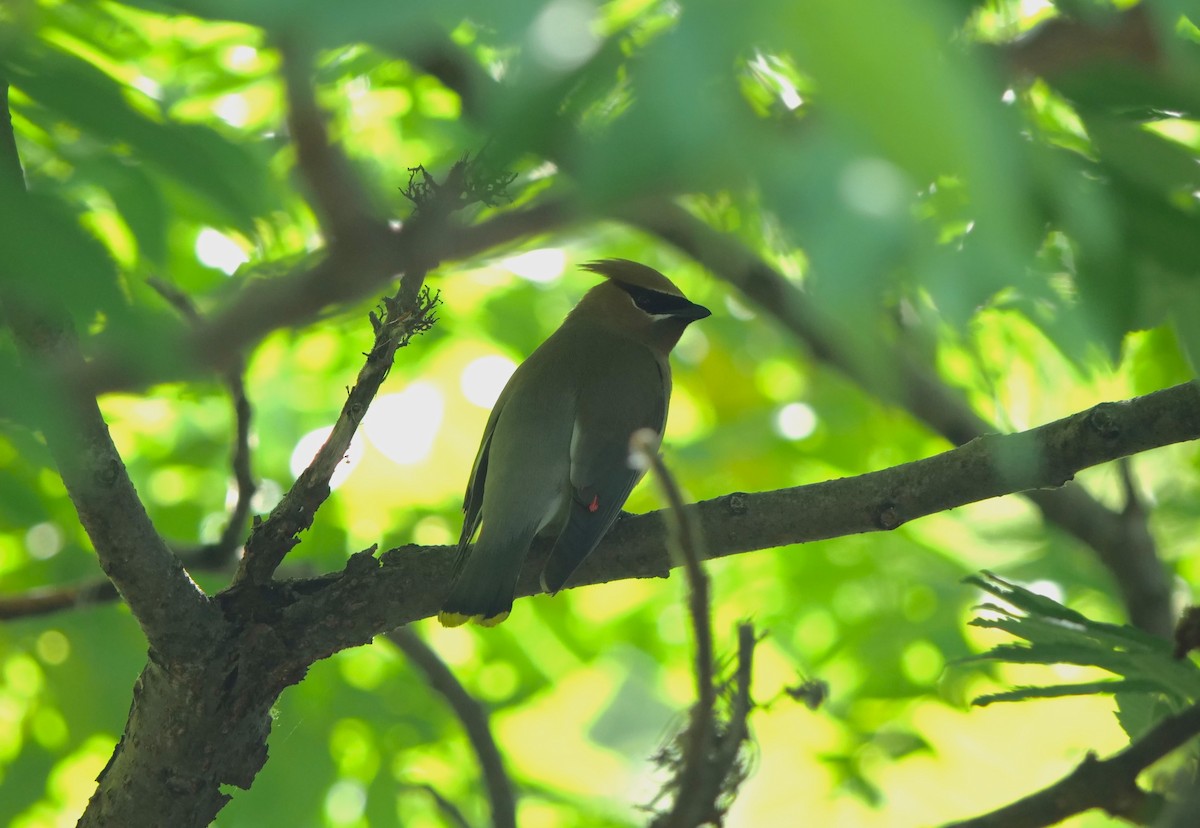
[195,228,249,276]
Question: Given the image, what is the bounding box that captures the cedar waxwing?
[438,259,711,627]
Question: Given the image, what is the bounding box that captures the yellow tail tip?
[438,611,470,627]
[437,610,511,627]
[478,611,510,627]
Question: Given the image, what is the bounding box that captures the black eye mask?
[617,282,706,318]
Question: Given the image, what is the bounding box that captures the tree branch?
[999,6,1160,82]
[0,80,218,660]
[147,277,257,569]
[275,381,1200,666]
[233,285,439,586]
[281,42,379,240]
[625,199,1175,637]
[943,699,1200,827]
[73,196,572,395]
[388,628,517,828]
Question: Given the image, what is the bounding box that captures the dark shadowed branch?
[624,198,1175,637]
[388,628,517,828]
[0,81,218,660]
[944,700,1200,828]
[1000,6,1160,81]
[631,431,756,828]
[281,41,379,240]
[147,277,258,569]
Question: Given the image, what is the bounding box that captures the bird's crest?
[580,258,685,298]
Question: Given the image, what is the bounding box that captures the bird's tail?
[438,533,528,627]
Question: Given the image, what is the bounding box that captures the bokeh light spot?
[529,0,599,72]
[775,402,818,440]
[362,383,444,465]
[502,248,566,284]
[35,631,70,666]
[460,356,517,409]
[195,228,249,275]
[25,522,62,560]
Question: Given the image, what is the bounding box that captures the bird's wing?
[540,347,668,593]
[457,375,511,554]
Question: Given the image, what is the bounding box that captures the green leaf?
[965,572,1200,708]
[974,679,1165,707]
[0,190,124,326]
[6,44,271,232]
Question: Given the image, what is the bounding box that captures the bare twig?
[0,581,117,620]
[389,628,516,828]
[631,430,755,827]
[399,782,473,828]
[943,701,1200,828]
[147,277,257,569]
[630,429,715,827]
[233,285,440,586]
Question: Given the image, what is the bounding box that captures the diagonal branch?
[388,628,517,828]
[0,81,218,660]
[943,699,1200,827]
[281,43,380,240]
[233,285,439,586]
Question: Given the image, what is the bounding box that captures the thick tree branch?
[1000,6,1160,82]
[944,699,1200,827]
[74,197,572,394]
[625,199,1175,636]
[0,81,218,660]
[281,42,379,240]
[276,381,1200,665]
[388,628,517,828]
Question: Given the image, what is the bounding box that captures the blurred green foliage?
[2,0,1200,826]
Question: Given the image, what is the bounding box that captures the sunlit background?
[3,0,1200,826]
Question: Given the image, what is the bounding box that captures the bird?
[438,259,711,627]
